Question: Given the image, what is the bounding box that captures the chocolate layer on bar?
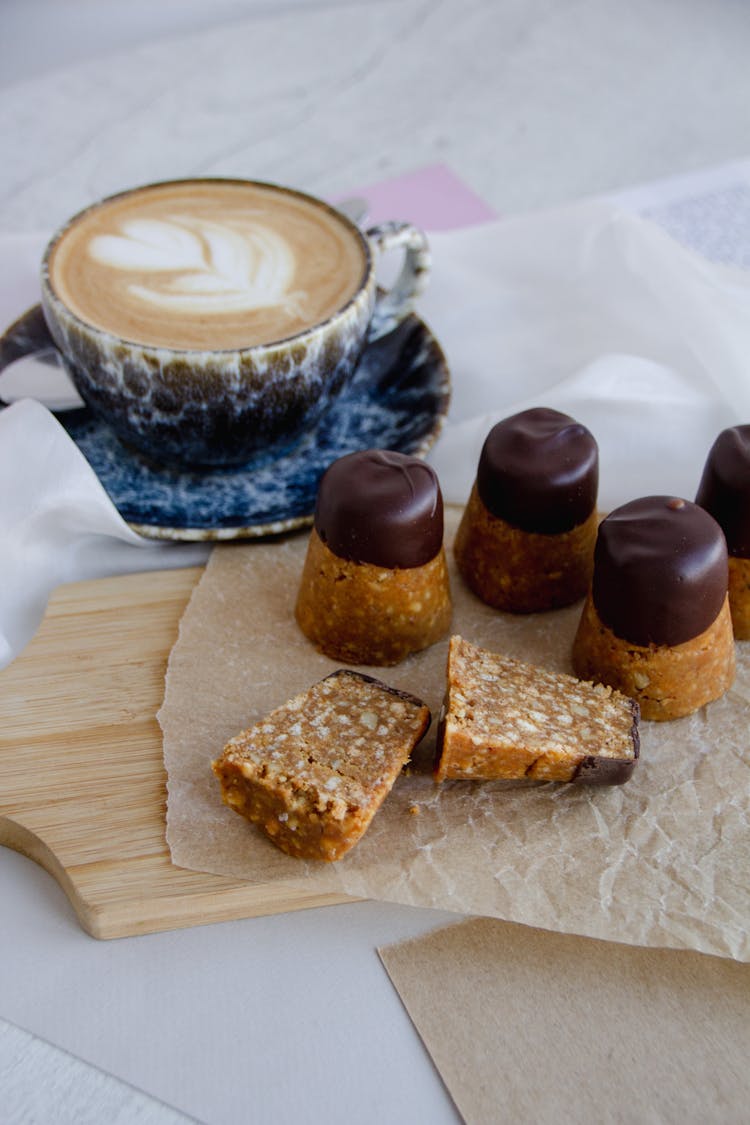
[476,407,598,534]
[695,424,750,558]
[592,496,728,647]
[314,449,443,568]
[571,746,639,786]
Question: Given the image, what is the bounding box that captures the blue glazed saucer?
[1,308,451,540]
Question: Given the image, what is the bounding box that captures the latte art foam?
[49,182,368,350]
[89,216,301,316]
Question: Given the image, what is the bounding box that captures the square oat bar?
[213,671,430,860]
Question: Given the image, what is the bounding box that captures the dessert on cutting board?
[212,414,750,859]
[454,408,599,613]
[572,495,735,720]
[295,449,452,666]
[695,424,750,640]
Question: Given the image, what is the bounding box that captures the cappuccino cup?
[12,179,431,466]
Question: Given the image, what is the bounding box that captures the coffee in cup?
[48,180,368,351]
[33,178,431,467]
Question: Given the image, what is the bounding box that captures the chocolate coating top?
[476,408,598,533]
[592,496,728,647]
[695,425,750,558]
[314,449,443,568]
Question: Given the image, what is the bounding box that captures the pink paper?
[333,164,497,230]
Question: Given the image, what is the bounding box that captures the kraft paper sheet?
[159,509,750,961]
[378,917,750,1125]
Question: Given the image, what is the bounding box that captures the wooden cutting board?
[0,566,353,939]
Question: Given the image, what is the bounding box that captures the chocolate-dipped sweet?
[295,449,452,665]
[592,496,728,648]
[314,449,443,569]
[477,407,599,534]
[695,425,750,558]
[573,496,735,721]
[696,425,750,639]
[454,408,599,613]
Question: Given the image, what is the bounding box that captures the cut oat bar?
[434,636,639,785]
[212,670,431,861]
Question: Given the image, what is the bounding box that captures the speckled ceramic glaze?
[0,306,450,540]
[37,179,431,467]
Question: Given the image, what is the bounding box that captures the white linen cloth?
[2,200,749,669]
[423,200,750,506]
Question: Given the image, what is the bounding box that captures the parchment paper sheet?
[378,917,750,1125]
[159,510,750,961]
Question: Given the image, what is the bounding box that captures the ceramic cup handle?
[0,305,60,409]
[365,221,431,342]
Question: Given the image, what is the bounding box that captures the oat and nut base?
[728,555,750,640]
[572,593,736,721]
[212,670,430,861]
[295,529,452,666]
[453,484,597,613]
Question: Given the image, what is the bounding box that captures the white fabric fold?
[0,400,208,667]
[2,199,750,667]
[422,202,750,510]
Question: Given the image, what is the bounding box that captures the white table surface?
[2,1,750,1121]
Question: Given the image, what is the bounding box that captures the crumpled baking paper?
[160,512,750,961]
